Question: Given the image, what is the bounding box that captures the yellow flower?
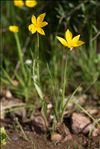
[14,0,24,7]
[25,0,37,8]
[9,25,19,33]
[28,13,48,35]
[57,29,84,49]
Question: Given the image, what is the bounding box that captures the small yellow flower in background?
[28,13,48,35]
[9,25,19,33]
[14,0,24,7]
[25,0,37,8]
[57,29,84,49]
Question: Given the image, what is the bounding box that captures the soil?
[1,119,100,149]
[1,130,100,149]
[0,89,100,149]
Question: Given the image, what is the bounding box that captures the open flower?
[9,25,19,33]
[28,13,48,35]
[14,0,24,7]
[25,0,37,8]
[57,29,84,49]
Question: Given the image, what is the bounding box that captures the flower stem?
[61,50,68,112]
[61,50,67,121]
[14,33,25,78]
[37,32,39,58]
[36,33,40,81]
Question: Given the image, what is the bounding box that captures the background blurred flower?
[25,0,37,8]
[14,0,24,7]
[28,13,48,35]
[25,59,32,65]
[57,29,84,49]
[9,25,19,33]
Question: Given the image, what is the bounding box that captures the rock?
[56,123,71,136]
[72,112,92,134]
[92,126,100,137]
[5,90,12,98]
[0,98,26,120]
[31,115,48,132]
[51,133,62,142]
[0,87,12,98]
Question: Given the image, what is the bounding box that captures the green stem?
[14,33,23,64]
[62,58,67,106]
[36,33,40,81]
[14,33,25,77]
[37,32,39,58]
[61,50,68,112]
[59,50,68,123]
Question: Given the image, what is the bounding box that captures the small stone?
[51,133,62,142]
[0,98,26,119]
[5,90,12,98]
[72,112,92,134]
[31,115,48,132]
[92,126,100,137]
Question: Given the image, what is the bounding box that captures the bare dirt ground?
[1,88,100,149]
[1,118,100,149]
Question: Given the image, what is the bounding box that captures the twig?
[15,117,29,141]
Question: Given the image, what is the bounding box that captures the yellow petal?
[65,29,73,43]
[40,21,48,27]
[56,36,68,47]
[9,25,19,33]
[72,35,80,42]
[37,27,45,35]
[14,0,24,7]
[28,24,36,34]
[31,15,37,25]
[76,40,85,46]
[25,0,37,8]
[72,35,80,46]
[37,13,46,24]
